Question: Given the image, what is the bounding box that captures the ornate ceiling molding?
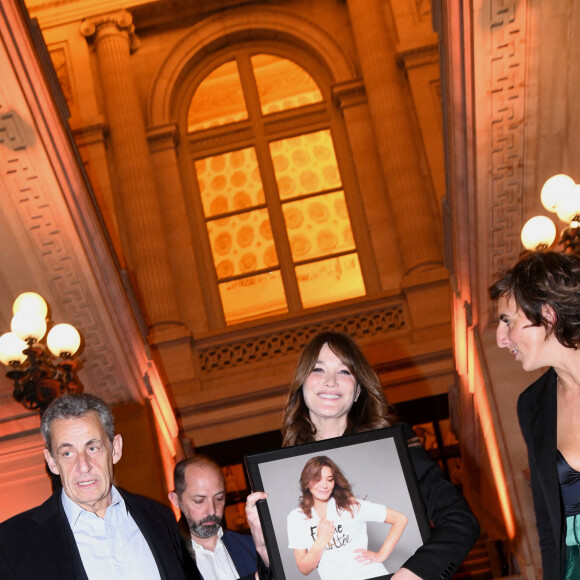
[0,0,169,431]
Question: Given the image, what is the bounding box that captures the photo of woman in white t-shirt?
[287,456,408,580]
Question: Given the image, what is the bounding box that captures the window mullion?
[237,52,303,311]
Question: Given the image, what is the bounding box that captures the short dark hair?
[489,250,580,348]
[41,393,115,455]
[173,455,224,499]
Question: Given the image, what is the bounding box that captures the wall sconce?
[0,292,82,413]
[521,174,580,253]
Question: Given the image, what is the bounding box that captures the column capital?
[80,10,139,52]
[332,79,366,109]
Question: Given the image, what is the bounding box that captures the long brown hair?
[282,331,395,447]
[299,456,358,518]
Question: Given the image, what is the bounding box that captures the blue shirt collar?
[61,484,125,527]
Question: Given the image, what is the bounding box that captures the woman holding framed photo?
[247,331,480,580]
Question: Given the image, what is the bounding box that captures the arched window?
[187,48,366,325]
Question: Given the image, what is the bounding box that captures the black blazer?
[517,367,565,578]
[0,488,200,580]
[398,423,480,580]
[221,529,258,578]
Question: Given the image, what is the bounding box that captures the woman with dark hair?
[287,455,407,579]
[489,250,580,579]
[282,332,393,446]
[247,331,480,580]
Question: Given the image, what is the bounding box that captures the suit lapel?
[530,369,561,541]
[31,492,88,579]
[221,531,241,576]
[119,489,199,580]
[121,491,171,580]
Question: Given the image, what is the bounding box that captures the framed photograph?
[245,424,431,580]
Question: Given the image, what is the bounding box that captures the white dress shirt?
[191,526,239,580]
[62,486,162,580]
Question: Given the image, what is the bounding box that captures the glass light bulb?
[47,323,81,357]
[521,216,557,250]
[555,184,580,224]
[12,292,48,318]
[540,174,576,213]
[11,311,47,342]
[0,332,27,366]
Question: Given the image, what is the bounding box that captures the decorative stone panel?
[489,0,526,275]
[197,302,405,372]
[0,109,128,404]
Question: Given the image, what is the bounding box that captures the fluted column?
[81,11,181,329]
[346,0,442,276]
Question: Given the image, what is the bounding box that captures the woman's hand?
[294,519,335,575]
[315,519,335,546]
[353,549,384,564]
[362,507,407,566]
[246,491,269,565]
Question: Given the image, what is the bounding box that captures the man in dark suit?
[0,393,200,580]
[169,455,258,580]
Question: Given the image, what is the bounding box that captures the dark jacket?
[397,422,480,580]
[517,367,564,578]
[0,488,200,580]
[222,530,259,578]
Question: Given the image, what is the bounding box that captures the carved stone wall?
[0,110,128,405]
[489,0,527,277]
[197,302,405,373]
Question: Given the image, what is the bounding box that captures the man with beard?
[169,456,258,580]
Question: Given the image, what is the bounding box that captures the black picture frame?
[245,424,431,580]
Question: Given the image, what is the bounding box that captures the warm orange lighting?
[140,361,179,502]
[473,353,516,539]
[188,60,248,131]
[146,361,178,439]
[252,54,323,115]
[190,54,362,324]
[148,395,180,518]
[467,327,478,394]
[453,296,468,376]
[149,395,176,458]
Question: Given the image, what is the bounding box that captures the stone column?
[346,0,443,276]
[80,11,181,330]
